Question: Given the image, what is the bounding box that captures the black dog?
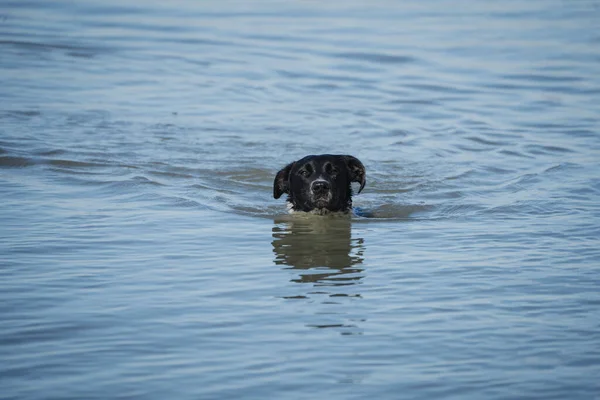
[273,154,366,214]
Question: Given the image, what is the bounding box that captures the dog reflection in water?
[271,216,365,286]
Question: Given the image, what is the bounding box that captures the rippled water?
[2,1,600,399]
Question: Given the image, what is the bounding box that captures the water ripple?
[333,52,417,65]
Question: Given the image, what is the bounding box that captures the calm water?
[1,1,600,399]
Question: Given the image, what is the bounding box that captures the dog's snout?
[312,181,331,193]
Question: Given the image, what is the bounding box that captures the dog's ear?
[273,162,295,199]
[342,156,366,194]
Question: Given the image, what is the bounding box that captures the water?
[1,1,600,398]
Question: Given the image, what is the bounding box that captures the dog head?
[273,154,366,213]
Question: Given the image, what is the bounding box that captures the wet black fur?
[273,154,366,214]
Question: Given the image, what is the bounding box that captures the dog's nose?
[312,181,331,193]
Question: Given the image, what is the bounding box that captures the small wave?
[352,203,434,221]
[501,73,584,83]
[524,144,576,155]
[35,149,67,156]
[4,110,42,118]
[486,200,571,218]
[498,149,535,159]
[0,156,35,168]
[334,52,416,65]
[147,170,194,179]
[47,159,111,168]
[0,40,103,59]
[125,176,165,187]
[159,196,202,209]
[465,136,510,147]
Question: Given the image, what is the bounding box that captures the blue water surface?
[1,1,600,399]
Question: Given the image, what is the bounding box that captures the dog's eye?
[299,169,310,177]
[325,163,339,175]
